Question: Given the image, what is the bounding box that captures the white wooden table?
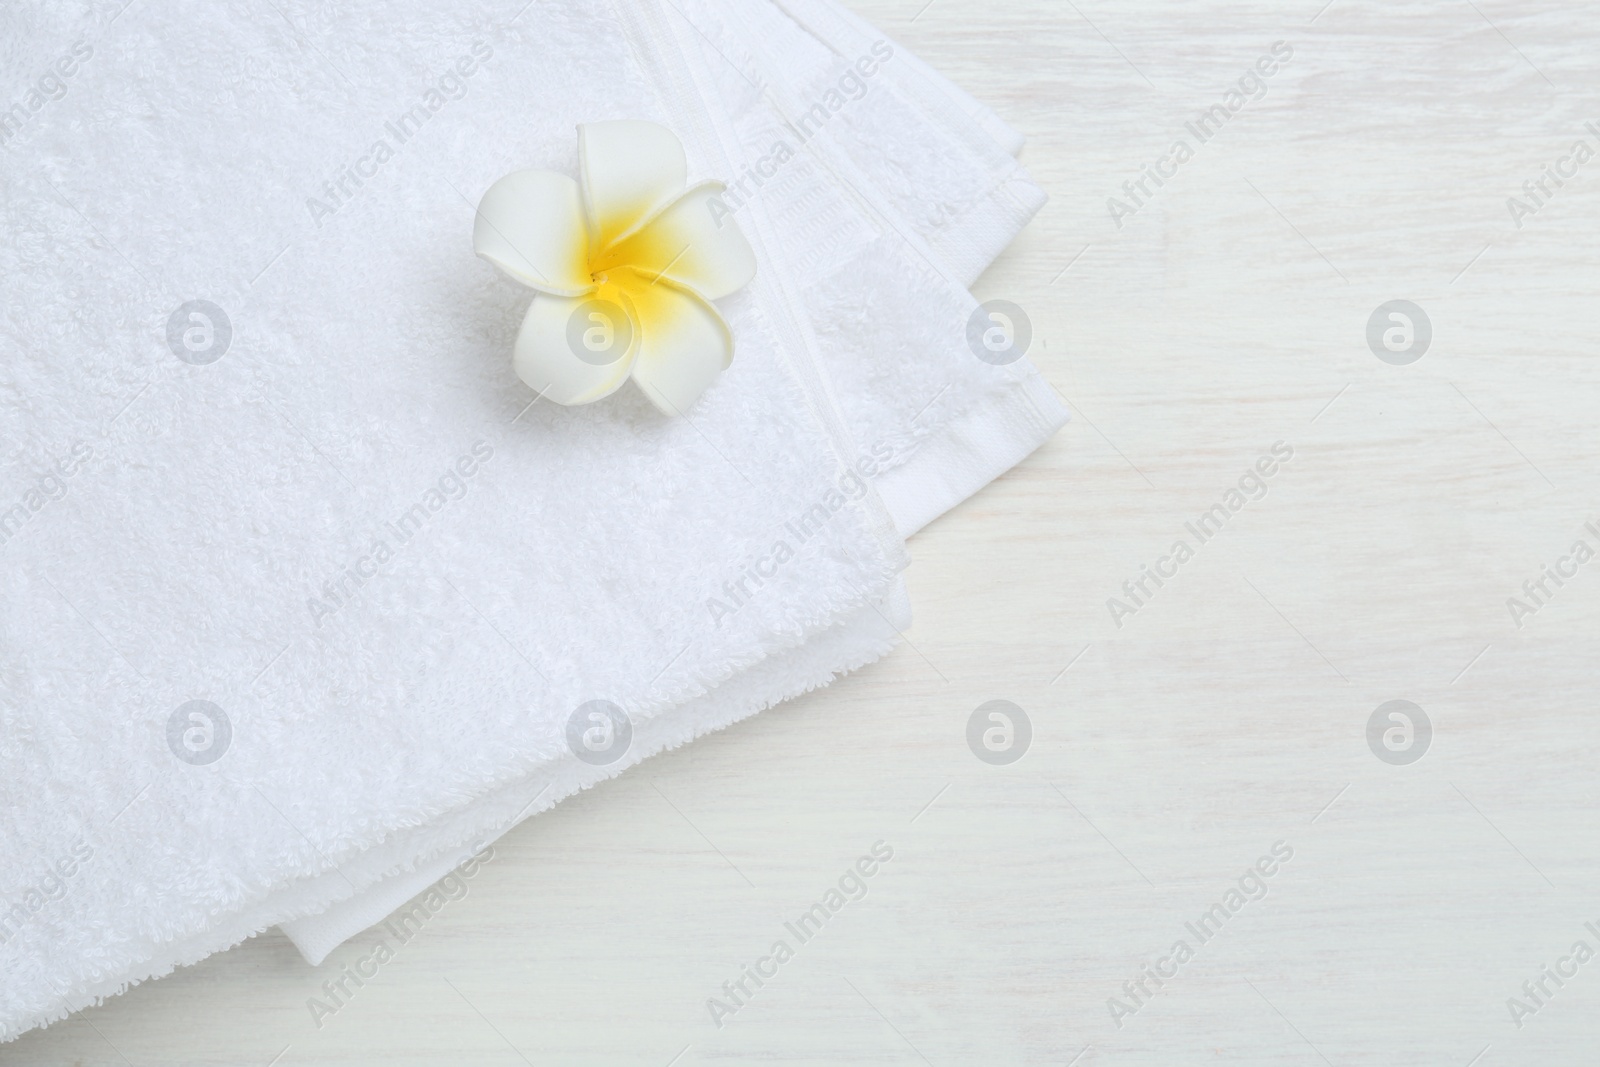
[7,1,1598,1063]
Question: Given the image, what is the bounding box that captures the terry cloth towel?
[277,0,1066,964]
[0,0,906,1039]
[0,0,1063,1040]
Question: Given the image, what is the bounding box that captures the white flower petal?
[474,170,593,296]
[579,120,688,253]
[512,290,637,406]
[597,181,756,301]
[618,272,734,415]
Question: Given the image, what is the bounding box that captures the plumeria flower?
[473,120,756,414]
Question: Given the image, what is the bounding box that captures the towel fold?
[0,0,1063,1040]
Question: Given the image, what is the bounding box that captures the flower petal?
[579,120,688,254]
[512,289,638,405]
[474,170,593,296]
[596,181,756,301]
[615,270,734,415]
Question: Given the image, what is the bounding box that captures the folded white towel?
[278,0,1066,965]
[0,0,1062,1039]
[0,0,902,1037]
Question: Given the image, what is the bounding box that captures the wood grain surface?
[6,1,1598,1064]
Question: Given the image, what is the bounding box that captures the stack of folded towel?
[0,0,1062,1041]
